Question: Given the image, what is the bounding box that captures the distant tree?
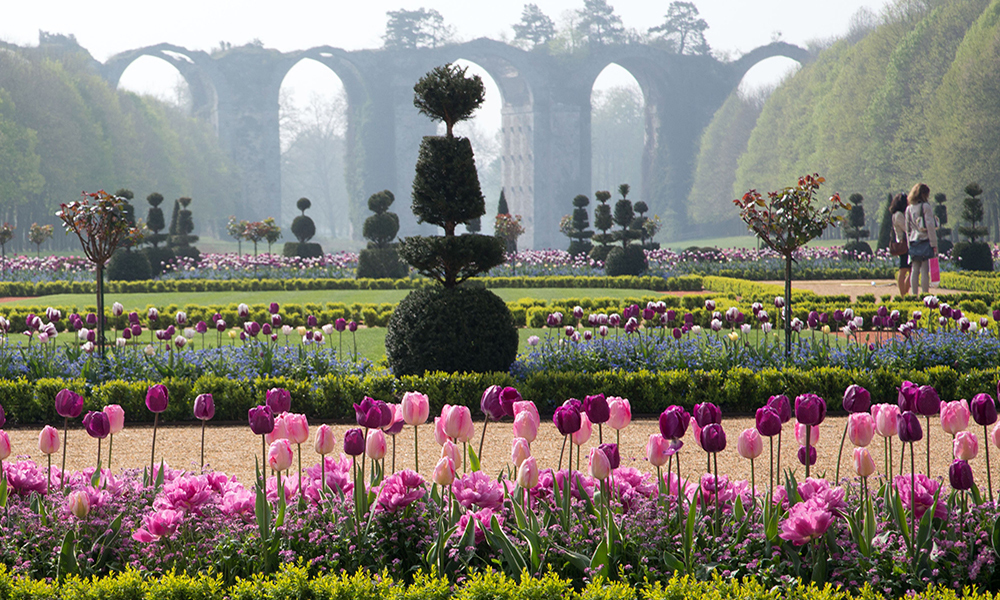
[291,198,316,243]
[497,189,509,215]
[648,1,710,55]
[575,0,629,46]
[955,183,992,271]
[383,8,455,49]
[145,193,167,247]
[413,63,485,138]
[842,193,872,256]
[28,222,53,257]
[513,4,556,48]
[0,223,14,275]
[934,192,952,254]
[227,216,248,255]
[262,217,281,254]
[590,190,615,261]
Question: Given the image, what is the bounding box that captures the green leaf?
[468,444,481,472]
[56,531,78,581]
[90,462,102,488]
[662,551,685,573]
[554,544,591,573]
[991,517,1000,554]
[489,514,527,575]
[590,538,609,579]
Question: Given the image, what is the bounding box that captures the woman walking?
[905,183,937,295]
[890,193,911,296]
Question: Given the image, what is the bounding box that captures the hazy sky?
[0,0,892,132]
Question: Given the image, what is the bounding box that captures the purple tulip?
[666,309,676,323]
[85,313,97,327]
[216,320,226,333]
[898,381,919,413]
[553,404,582,436]
[794,394,826,426]
[266,388,291,414]
[659,405,690,440]
[195,321,208,334]
[145,384,169,413]
[306,315,318,328]
[261,323,272,336]
[269,302,280,315]
[971,393,998,426]
[335,318,347,332]
[672,327,682,340]
[584,393,610,424]
[842,385,871,414]
[54,388,83,419]
[897,411,923,443]
[767,394,792,423]
[798,444,817,466]
[700,423,726,453]
[194,394,215,420]
[128,311,140,324]
[271,314,282,327]
[949,459,974,491]
[693,402,721,427]
[755,406,781,437]
[348,321,358,332]
[0,404,5,429]
[915,385,940,417]
[499,387,520,417]
[248,405,275,435]
[83,410,110,439]
[344,428,365,456]
[608,314,621,328]
[480,385,505,420]
[353,397,383,429]
[599,443,620,469]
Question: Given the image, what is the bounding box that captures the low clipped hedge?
[0,275,703,298]
[943,271,1000,294]
[2,366,998,426]
[0,564,993,600]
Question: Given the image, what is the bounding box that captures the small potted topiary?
[168,197,201,262]
[605,184,647,276]
[107,188,152,281]
[387,63,516,376]
[841,193,872,257]
[357,190,408,279]
[954,183,993,271]
[284,197,324,258]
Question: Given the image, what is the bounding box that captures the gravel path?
[760,279,962,302]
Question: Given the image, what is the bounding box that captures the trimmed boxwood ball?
[842,240,873,257]
[954,241,994,272]
[605,245,647,276]
[107,249,151,281]
[357,247,409,279]
[282,242,324,259]
[143,246,175,277]
[385,286,518,376]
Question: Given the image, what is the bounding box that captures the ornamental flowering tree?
[28,223,53,257]
[57,191,141,357]
[734,174,848,358]
[0,223,14,276]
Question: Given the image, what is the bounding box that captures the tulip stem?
[675,450,683,531]
[598,423,603,445]
[96,438,102,474]
[558,435,566,472]
[925,416,931,477]
[200,421,206,471]
[835,422,848,484]
[413,425,419,473]
[61,417,68,491]
[768,436,774,500]
[900,439,906,479]
[46,454,51,495]
[985,425,994,504]
[108,433,114,472]
[297,443,302,495]
[149,413,159,481]
[805,426,811,479]
[392,435,396,474]
[775,430,782,487]
[750,458,755,516]
[477,416,489,468]
[713,452,720,536]
[910,442,916,567]
[261,435,267,487]
[320,455,327,497]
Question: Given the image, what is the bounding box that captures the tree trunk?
[96,263,106,358]
[785,254,792,360]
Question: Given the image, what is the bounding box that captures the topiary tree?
[955,182,993,271]
[563,194,594,256]
[876,193,893,252]
[169,197,200,262]
[842,193,872,257]
[107,188,151,281]
[389,63,516,375]
[284,198,324,259]
[227,216,248,255]
[605,183,647,276]
[0,223,14,276]
[497,189,509,216]
[934,192,953,255]
[145,193,167,247]
[590,190,614,261]
[357,190,408,279]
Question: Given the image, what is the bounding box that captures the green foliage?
[296,197,311,213]
[398,234,505,286]
[107,248,152,282]
[605,245,647,276]
[383,8,454,50]
[357,248,409,280]
[497,189,509,215]
[575,0,628,45]
[143,246,176,278]
[954,241,994,271]
[513,4,556,48]
[564,194,594,256]
[959,182,989,243]
[290,216,316,244]
[385,286,518,376]
[362,190,400,249]
[647,1,710,55]
[411,137,485,233]
[590,191,615,261]
[0,90,44,215]
[412,64,485,137]
[281,242,323,259]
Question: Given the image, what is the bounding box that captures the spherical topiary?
[296,197,312,213]
[283,242,324,259]
[842,240,873,258]
[143,246,176,277]
[954,241,994,272]
[589,244,612,262]
[107,249,151,281]
[291,216,316,244]
[363,190,400,249]
[357,247,409,279]
[605,245,647,276]
[385,286,518,376]
[172,245,201,263]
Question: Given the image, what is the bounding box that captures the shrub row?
[942,272,1000,294]
[702,276,831,302]
[0,564,990,600]
[4,366,998,426]
[0,275,703,298]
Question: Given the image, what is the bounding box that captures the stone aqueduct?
[99,39,811,248]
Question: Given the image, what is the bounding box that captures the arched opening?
[278,58,351,243]
[737,56,801,96]
[448,59,503,229]
[591,63,645,198]
[117,55,192,113]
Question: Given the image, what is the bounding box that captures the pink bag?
[929,257,940,287]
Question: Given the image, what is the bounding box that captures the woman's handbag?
[909,238,934,261]
[890,237,908,256]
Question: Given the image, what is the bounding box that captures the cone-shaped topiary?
[357,190,407,279]
[145,193,167,247]
[842,193,872,257]
[168,197,200,262]
[390,63,515,375]
[955,183,993,271]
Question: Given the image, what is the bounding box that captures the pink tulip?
[383,404,405,434]
[646,434,670,467]
[993,422,1000,449]
[794,422,819,446]
[512,400,539,422]
[103,404,125,434]
[66,490,90,519]
[512,411,539,443]
[847,413,875,447]
[511,437,531,467]
[954,431,979,461]
[432,457,456,486]
[516,456,539,488]
[736,428,763,460]
[853,447,876,477]
[267,439,294,472]
[607,397,632,430]
[940,399,970,435]
[366,429,387,460]
[401,391,430,425]
[434,414,449,445]
[571,412,593,446]
[0,431,10,460]
[266,413,289,445]
[132,509,182,543]
[691,417,703,450]
[872,404,899,438]
[38,425,60,455]
[445,406,474,443]
[441,440,461,465]
[314,424,335,455]
[589,447,611,479]
[285,413,309,445]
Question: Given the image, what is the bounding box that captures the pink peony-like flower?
[454,508,500,545]
[265,474,299,503]
[894,474,949,520]
[155,475,216,515]
[219,482,255,518]
[797,477,848,516]
[779,498,834,546]
[132,509,184,543]
[302,455,354,503]
[3,460,48,496]
[375,469,426,512]
[451,471,504,511]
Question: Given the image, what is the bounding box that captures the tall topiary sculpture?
[842,193,872,257]
[562,194,594,256]
[284,197,324,258]
[357,190,408,279]
[605,183,647,276]
[169,197,200,262]
[107,188,152,281]
[955,183,993,271]
[387,63,516,376]
[590,190,614,261]
[935,192,953,255]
